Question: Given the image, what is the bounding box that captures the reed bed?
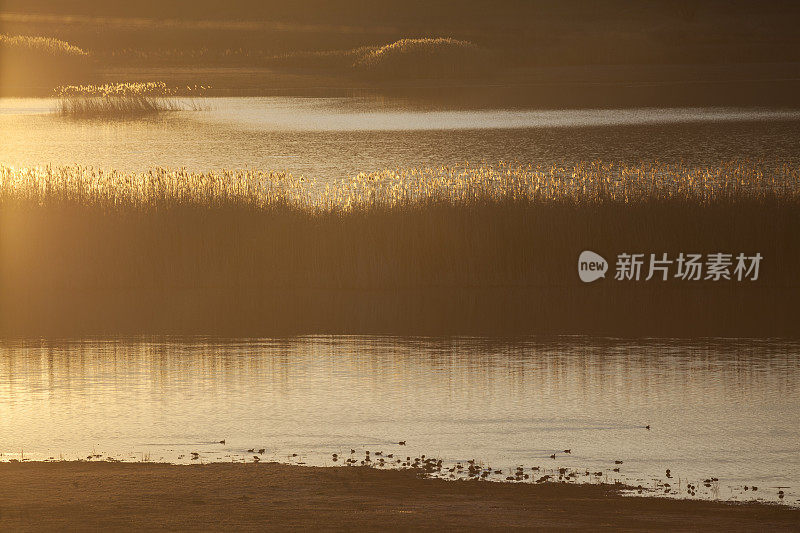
[266,38,494,79]
[0,34,88,58]
[0,34,92,94]
[352,38,490,78]
[54,82,190,118]
[1,162,798,337]
[5,161,796,209]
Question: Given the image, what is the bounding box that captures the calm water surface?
[2,98,799,505]
[1,336,798,505]
[1,97,800,179]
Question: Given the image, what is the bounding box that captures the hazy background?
[3,0,800,105]
[5,0,800,65]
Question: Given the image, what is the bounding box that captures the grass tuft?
[0,34,88,57]
[54,82,193,118]
[353,38,488,77]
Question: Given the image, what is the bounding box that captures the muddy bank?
[0,462,797,531]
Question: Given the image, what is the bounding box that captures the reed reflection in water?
[0,336,797,503]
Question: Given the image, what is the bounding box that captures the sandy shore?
[0,462,797,531]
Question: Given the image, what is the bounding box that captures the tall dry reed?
[1,162,798,337]
[54,82,189,118]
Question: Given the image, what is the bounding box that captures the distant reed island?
[52,82,209,118]
[1,161,798,337]
[54,82,181,118]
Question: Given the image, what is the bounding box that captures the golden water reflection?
[0,336,798,504]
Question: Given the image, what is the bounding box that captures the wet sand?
[0,462,797,531]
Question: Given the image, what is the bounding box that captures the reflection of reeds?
[1,162,798,337]
[56,96,180,118]
[54,82,196,118]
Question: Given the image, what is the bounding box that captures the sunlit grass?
[1,161,798,337]
[1,34,92,94]
[0,34,88,58]
[54,82,206,118]
[2,161,798,209]
[57,82,176,97]
[353,38,487,77]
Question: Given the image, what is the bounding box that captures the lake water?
[1,97,799,506]
[2,97,800,180]
[0,336,798,505]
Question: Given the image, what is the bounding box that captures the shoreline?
[1,462,797,531]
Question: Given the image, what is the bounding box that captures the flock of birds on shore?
[12,431,790,504]
[165,435,791,503]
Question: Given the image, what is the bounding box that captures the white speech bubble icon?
[578,250,608,282]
